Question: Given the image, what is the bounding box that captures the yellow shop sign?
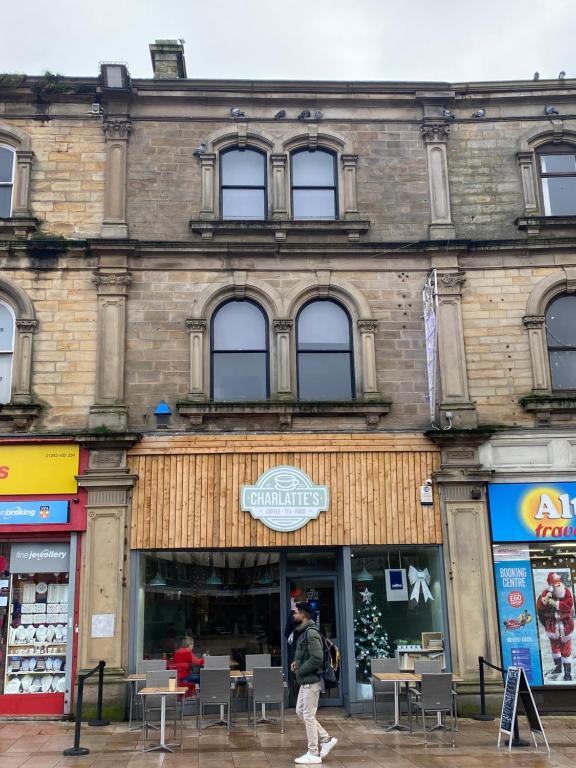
[0,445,79,495]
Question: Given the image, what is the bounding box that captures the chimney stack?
[149,40,187,79]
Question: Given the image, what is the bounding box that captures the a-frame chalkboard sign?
[497,666,549,752]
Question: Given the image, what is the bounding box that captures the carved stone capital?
[437,271,466,292]
[421,122,450,143]
[15,319,38,334]
[357,319,378,333]
[523,315,545,329]
[102,119,132,141]
[273,319,293,333]
[270,154,288,166]
[185,318,207,334]
[92,272,132,290]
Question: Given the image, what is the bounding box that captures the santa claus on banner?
[536,571,575,681]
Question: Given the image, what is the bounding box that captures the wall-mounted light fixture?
[154,400,171,429]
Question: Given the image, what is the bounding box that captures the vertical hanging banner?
[494,550,542,686]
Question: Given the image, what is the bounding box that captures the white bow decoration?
[408,565,434,603]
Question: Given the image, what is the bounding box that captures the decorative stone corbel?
[185,318,207,401]
[421,122,455,240]
[101,119,131,238]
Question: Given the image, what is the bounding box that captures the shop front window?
[351,546,445,699]
[140,551,282,669]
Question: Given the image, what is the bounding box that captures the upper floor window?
[211,300,269,400]
[0,301,15,403]
[297,300,353,400]
[291,149,337,220]
[538,144,576,216]
[546,294,576,390]
[220,148,266,220]
[0,146,15,218]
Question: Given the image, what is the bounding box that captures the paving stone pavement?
[0,712,572,768]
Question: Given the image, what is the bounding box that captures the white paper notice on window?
[91,613,115,638]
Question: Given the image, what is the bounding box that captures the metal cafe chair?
[129,659,167,729]
[409,660,458,731]
[142,670,184,746]
[409,673,457,748]
[248,667,285,733]
[370,657,401,722]
[245,653,271,671]
[204,655,231,669]
[197,669,233,734]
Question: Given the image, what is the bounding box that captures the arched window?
[0,301,15,403]
[220,148,266,219]
[211,300,269,400]
[291,149,337,219]
[537,143,576,216]
[546,294,576,390]
[0,145,15,218]
[297,300,353,400]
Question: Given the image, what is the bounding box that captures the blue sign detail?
[494,560,542,686]
[489,482,576,542]
[0,501,69,525]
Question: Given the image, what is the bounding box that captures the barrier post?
[473,656,495,721]
[63,674,90,756]
[88,660,110,727]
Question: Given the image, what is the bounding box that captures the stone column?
[11,318,37,404]
[199,153,216,218]
[421,123,455,240]
[517,151,539,214]
[341,155,359,217]
[271,154,288,219]
[77,448,137,719]
[436,270,477,428]
[273,319,293,399]
[12,150,34,218]
[357,319,379,400]
[523,315,550,392]
[185,319,207,400]
[101,119,131,238]
[89,271,131,430]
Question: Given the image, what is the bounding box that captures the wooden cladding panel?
[129,434,442,549]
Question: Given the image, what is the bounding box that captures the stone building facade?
[1,42,576,715]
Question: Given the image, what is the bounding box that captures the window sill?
[0,217,39,240]
[177,399,391,429]
[515,215,576,235]
[0,402,42,432]
[189,218,371,242]
[519,393,576,425]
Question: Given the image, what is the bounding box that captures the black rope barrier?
[63,660,109,757]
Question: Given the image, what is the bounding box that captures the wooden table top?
[373,672,464,683]
[126,674,146,682]
[138,686,188,695]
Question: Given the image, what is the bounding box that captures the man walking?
[292,602,338,764]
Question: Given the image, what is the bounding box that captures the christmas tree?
[354,587,391,680]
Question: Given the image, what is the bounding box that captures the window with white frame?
[0,145,15,218]
[297,300,354,400]
[0,301,15,403]
[538,143,576,216]
[546,294,576,390]
[220,148,267,219]
[291,149,337,219]
[211,300,269,400]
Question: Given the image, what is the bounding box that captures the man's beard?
[553,585,566,599]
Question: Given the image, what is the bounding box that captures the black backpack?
[304,626,341,690]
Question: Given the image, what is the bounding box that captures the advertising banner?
[10,542,70,573]
[494,550,543,686]
[489,482,576,542]
[0,445,79,495]
[533,568,575,686]
[0,500,69,525]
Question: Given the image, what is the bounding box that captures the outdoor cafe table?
[372,672,464,732]
[138,686,187,752]
[126,674,146,730]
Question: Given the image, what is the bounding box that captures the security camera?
[425,478,433,486]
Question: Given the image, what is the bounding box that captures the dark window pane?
[0,354,12,403]
[542,177,576,215]
[0,148,14,184]
[292,151,335,186]
[549,350,576,390]
[546,295,576,347]
[213,352,267,400]
[221,149,265,186]
[541,154,576,173]
[298,301,350,350]
[213,301,267,350]
[0,304,14,353]
[298,353,353,400]
[0,186,12,218]
[293,189,335,219]
[222,188,265,219]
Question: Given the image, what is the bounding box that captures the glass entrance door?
[287,576,342,706]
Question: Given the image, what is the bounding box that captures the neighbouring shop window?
[4,543,70,695]
[351,546,445,699]
[139,551,281,669]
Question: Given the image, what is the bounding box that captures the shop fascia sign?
[241,466,329,532]
[489,482,576,541]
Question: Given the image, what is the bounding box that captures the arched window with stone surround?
[290,148,338,219]
[211,300,269,401]
[546,294,576,391]
[0,145,15,218]
[220,147,267,220]
[0,301,15,403]
[537,143,576,216]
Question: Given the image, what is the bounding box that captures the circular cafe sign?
[241,465,329,532]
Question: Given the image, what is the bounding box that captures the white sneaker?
[320,737,337,758]
[294,753,322,765]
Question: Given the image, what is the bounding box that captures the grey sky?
[2,0,575,83]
